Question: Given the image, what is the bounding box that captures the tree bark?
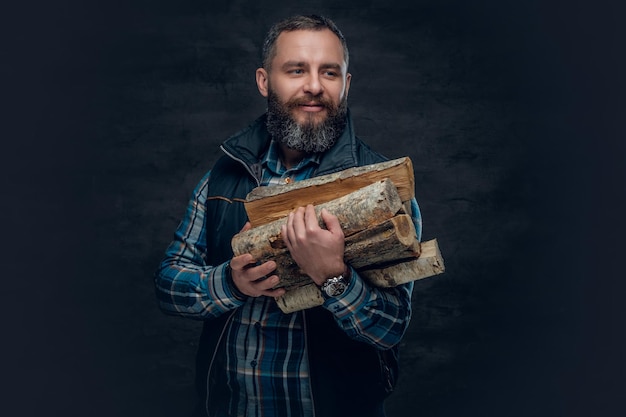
[228,157,446,313]
[275,284,324,314]
[344,214,420,268]
[274,239,445,313]
[244,157,414,227]
[246,214,421,292]
[231,178,404,260]
[359,239,445,287]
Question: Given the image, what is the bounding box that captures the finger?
[286,211,295,238]
[251,260,277,279]
[255,274,280,288]
[281,221,291,249]
[239,221,252,233]
[262,287,286,298]
[252,275,285,298]
[304,204,320,231]
[291,206,306,239]
[232,259,277,296]
[231,257,275,284]
[283,209,299,248]
[230,253,255,271]
[238,260,277,284]
[256,275,285,297]
[321,208,343,235]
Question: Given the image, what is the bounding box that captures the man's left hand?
[281,204,347,286]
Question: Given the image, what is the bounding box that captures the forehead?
[272,29,346,66]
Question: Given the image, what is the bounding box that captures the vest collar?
[220,109,360,177]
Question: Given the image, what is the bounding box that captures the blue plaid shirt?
[155,140,422,417]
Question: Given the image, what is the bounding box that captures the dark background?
[4,1,625,416]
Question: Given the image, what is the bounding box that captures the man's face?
[256,29,352,152]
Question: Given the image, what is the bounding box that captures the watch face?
[323,277,347,297]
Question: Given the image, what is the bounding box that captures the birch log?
[344,214,420,268]
[231,178,404,259]
[275,239,445,313]
[243,214,422,292]
[228,156,446,314]
[359,239,445,287]
[275,284,324,314]
[244,157,415,227]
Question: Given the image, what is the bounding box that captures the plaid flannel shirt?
[155,140,422,416]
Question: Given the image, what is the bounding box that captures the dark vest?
[196,113,399,417]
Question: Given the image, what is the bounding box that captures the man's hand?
[229,222,286,298]
[281,205,347,286]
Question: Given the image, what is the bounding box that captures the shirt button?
[250,360,257,367]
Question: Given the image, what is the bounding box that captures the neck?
[278,143,307,169]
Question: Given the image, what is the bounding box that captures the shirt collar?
[261,140,321,175]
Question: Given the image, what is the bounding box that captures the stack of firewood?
[231,157,445,313]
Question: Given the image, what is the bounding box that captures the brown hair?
[261,15,349,70]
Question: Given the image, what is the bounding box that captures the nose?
[303,73,323,96]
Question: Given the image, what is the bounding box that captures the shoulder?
[353,135,388,165]
[188,156,242,199]
[211,154,243,173]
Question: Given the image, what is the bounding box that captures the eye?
[322,67,342,78]
[289,68,304,75]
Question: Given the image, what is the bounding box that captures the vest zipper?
[205,310,237,416]
[220,145,262,187]
[302,310,317,417]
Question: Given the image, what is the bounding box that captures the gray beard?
[265,90,348,154]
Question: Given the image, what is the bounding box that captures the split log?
[229,156,446,314]
[244,157,415,227]
[275,284,324,314]
[275,239,445,313]
[245,214,421,292]
[359,239,445,287]
[344,214,420,268]
[231,178,404,260]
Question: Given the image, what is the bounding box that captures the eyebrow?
[320,63,343,72]
[280,61,343,73]
[280,61,305,70]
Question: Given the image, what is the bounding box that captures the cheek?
[330,84,348,103]
[269,78,300,99]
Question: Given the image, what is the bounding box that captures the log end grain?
[359,239,445,287]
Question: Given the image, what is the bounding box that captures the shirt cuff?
[322,267,370,318]
[208,261,247,310]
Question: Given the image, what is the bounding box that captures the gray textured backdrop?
[4,1,625,416]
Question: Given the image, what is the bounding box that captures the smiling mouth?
[298,102,325,112]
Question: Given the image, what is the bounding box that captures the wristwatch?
[321,275,348,297]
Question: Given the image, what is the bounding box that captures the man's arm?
[154,172,286,319]
[154,172,247,319]
[320,271,414,349]
[282,199,422,348]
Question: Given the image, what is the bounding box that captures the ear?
[344,72,352,98]
[256,68,269,97]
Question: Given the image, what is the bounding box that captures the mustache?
[285,95,335,110]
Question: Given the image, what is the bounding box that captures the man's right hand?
[229,253,286,298]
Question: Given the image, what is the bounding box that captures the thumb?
[239,221,252,233]
[321,208,343,235]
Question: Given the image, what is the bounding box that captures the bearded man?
[155,14,422,417]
